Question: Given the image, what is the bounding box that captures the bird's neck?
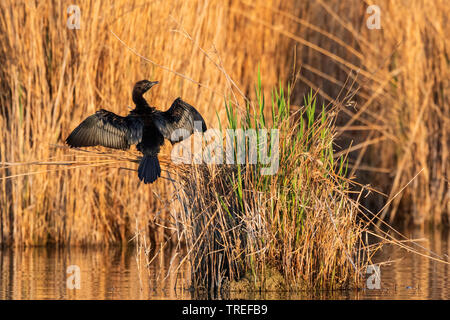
[132,91,148,106]
[133,100,155,114]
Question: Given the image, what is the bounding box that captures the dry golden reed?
[0,0,296,245]
[173,86,372,291]
[253,0,449,225]
[0,0,448,248]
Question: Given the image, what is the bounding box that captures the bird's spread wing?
[66,109,143,150]
[153,98,207,144]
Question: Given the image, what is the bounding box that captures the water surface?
[1,227,449,300]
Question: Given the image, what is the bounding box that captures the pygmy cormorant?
[65,80,207,183]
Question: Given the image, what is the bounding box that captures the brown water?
[1,227,449,300]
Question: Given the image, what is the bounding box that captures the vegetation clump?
[176,76,370,292]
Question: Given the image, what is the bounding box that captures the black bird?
[65,80,207,184]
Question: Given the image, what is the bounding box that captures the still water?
[0,227,449,300]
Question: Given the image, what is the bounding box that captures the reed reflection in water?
[0,227,449,299]
[0,246,190,300]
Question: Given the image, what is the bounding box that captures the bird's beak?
[148,81,159,89]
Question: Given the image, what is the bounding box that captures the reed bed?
[0,0,297,245]
[359,0,449,225]
[172,78,372,291]
[257,0,449,225]
[0,0,448,249]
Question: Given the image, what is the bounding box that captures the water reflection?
[0,227,449,300]
[365,226,450,300]
[0,246,190,300]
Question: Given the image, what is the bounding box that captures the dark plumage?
[66,80,207,184]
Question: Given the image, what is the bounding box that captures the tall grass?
[0,0,448,247]
[249,0,449,225]
[358,0,450,225]
[175,76,370,291]
[0,0,297,245]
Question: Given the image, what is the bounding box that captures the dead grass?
[170,83,373,291]
[251,0,449,225]
[0,0,296,245]
[0,0,448,249]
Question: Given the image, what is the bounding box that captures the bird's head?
[134,80,159,95]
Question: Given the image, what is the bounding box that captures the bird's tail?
[138,155,161,184]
